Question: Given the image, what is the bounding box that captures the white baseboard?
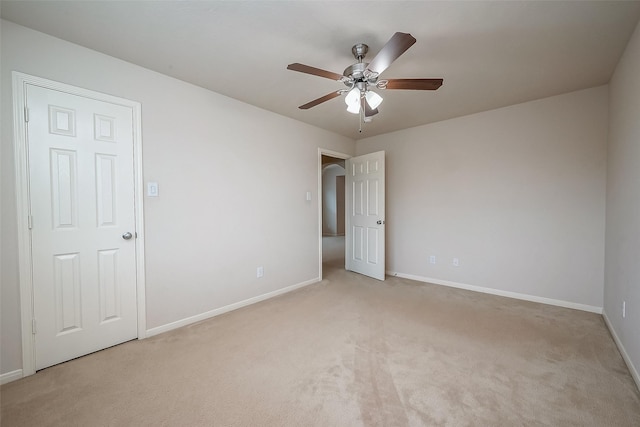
[602,311,640,391]
[1,369,23,385]
[387,271,603,314]
[146,277,321,338]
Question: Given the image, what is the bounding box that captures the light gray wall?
[356,86,608,310]
[605,19,640,384]
[1,20,355,375]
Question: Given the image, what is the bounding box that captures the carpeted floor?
[2,236,639,426]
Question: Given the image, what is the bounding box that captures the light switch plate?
[147,182,159,197]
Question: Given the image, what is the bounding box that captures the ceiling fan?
[287,32,443,129]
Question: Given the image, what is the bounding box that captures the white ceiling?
[3,1,640,139]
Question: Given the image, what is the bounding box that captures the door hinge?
[28,215,33,230]
[32,318,37,335]
[24,107,29,123]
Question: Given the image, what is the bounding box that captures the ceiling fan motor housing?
[343,62,368,82]
[344,43,380,86]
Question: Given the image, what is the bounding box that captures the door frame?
[12,72,147,377]
[318,148,351,280]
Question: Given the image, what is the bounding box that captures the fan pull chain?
[359,94,364,133]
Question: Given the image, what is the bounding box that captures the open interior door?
[346,151,385,280]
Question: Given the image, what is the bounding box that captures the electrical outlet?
[453,258,459,267]
[430,255,436,264]
[257,266,264,278]
[623,301,626,318]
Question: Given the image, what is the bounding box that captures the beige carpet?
[2,237,639,426]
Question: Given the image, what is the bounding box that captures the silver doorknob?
[122,232,133,240]
[377,220,385,225]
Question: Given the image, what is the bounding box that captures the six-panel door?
[346,151,386,280]
[27,84,138,370]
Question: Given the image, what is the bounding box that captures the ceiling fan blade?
[366,32,416,75]
[298,91,342,109]
[287,63,344,81]
[383,78,443,90]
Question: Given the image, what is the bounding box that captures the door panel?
[53,252,82,334]
[27,84,138,370]
[346,151,385,280]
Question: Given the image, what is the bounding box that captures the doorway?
[318,150,350,279]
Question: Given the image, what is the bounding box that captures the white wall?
[0,20,355,376]
[605,19,640,385]
[322,164,345,236]
[357,86,608,310]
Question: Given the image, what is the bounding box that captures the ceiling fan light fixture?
[345,87,361,114]
[365,90,383,109]
[346,102,361,114]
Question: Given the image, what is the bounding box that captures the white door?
[346,151,385,280]
[27,84,138,370]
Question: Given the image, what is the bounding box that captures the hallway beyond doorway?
[322,236,345,271]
